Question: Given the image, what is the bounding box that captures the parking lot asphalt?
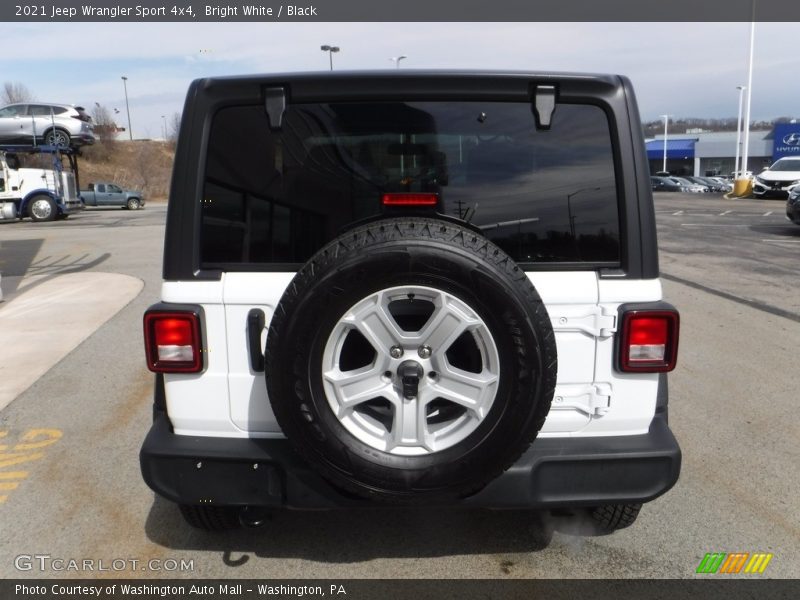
[0,196,798,580]
[653,192,800,317]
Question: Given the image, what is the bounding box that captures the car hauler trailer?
[0,145,84,222]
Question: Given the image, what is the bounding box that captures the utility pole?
[121,76,132,140]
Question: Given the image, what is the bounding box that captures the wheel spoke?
[323,366,392,414]
[419,296,480,354]
[388,395,433,452]
[344,292,407,351]
[431,366,498,419]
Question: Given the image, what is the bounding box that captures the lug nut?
[418,345,432,359]
[390,346,404,359]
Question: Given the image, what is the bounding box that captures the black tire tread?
[178,504,240,531]
[589,503,642,533]
[265,217,557,503]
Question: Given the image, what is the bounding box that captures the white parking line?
[672,210,684,215]
[763,211,773,216]
[719,210,732,216]
[761,239,800,244]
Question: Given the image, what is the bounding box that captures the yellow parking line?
[0,452,45,469]
[0,429,62,507]
[13,429,63,451]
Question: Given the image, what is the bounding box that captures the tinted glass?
[772,159,800,171]
[0,105,26,118]
[29,105,57,116]
[201,101,619,267]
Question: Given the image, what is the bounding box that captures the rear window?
[201,100,620,269]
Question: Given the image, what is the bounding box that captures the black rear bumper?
[140,411,681,510]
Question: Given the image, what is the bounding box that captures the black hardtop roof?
[194,69,624,91]
[187,70,629,109]
[198,68,622,81]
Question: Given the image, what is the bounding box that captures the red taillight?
[382,192,438,206]
[144,311,203,373]
[618,310,679,372]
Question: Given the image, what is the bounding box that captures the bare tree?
[92,103,120,140]
[79,102,122,162]
[2,81,35,104]
[168,112,182,147]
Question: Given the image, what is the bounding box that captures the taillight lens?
[618,310,679,372]
[382,192,439,206]
[143,311,203,373]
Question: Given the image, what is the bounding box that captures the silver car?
[0,103,95,147]
[669,176,706,193]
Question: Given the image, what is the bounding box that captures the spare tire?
[265,217,557,503]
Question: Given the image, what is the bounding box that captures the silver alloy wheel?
[322,285,500,456]
[45,129,70,147]
[127,198,140,210]
[30,198,53,220]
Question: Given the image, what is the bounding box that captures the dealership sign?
[772,123,800,160]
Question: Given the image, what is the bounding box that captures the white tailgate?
[164,273,664,439]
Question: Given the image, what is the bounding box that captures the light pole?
[735,86,746,177]
[121,76,132,140]
[741,6,756,180]
[566,187,601,241]
[390,55,407,69]
[161,115,167,140]
[660,114,670,173]
[320,45,340,70]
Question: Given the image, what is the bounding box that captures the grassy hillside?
[78,139,175,202]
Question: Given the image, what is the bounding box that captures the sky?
[2,21,798,140]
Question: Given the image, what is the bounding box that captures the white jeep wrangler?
[141,71,681,535]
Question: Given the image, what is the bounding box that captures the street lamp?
[121,76,132,141]
[320,45,340,70]
[660,114,670,173]
[735,86,746,177]
[741,12,756,181]
[566,187,601,242]
[390,55,407,69]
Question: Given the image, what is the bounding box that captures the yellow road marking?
[13,428,63,450]
[0,429,62,506]
[0,452,45,469]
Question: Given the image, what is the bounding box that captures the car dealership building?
[646,123,800,177]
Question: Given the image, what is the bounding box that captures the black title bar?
[3,0,799,22]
